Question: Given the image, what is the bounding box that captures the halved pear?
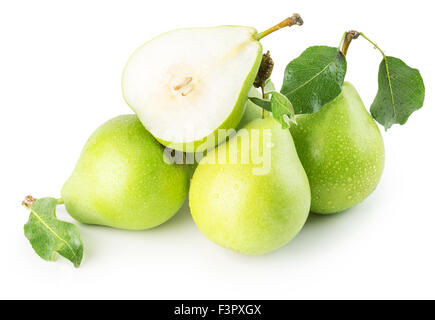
[122,17,303,152]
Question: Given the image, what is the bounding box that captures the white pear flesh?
[122,26,262,152]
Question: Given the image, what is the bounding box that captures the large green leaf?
[370,56,425,129]
[280,46,347,114]
[24,198,83,267]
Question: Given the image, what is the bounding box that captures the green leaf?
[24,198,83,267]
[270,91,296,129]
[249,89,296,128]
[264,78,276,94]
[370,56,425,129]
[248,97,271,111]
[280,46,347,114]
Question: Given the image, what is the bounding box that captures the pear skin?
[61,115,190,230]
[290,82,385,214]
[237,87,264,130]
[189,117,311,255]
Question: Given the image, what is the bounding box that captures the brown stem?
[255,14,304,40]
[341,30,361,56]
[22,195,37,208]
[261,85,266,119]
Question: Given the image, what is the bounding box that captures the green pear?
[189,117,311,255]
[61,115,190,230]
[122,17,302,152]
[290,82,385,214]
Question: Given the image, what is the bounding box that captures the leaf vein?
[29,207,78,259]
[286,52,340,96]
[384,56,397,119]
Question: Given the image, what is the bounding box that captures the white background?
[1,0,434,299]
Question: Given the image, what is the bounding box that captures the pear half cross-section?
[122,26,263,152]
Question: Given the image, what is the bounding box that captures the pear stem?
[261,85,266,119]
[21,195,63,208]
[340,30,361,56]
[22,195,37,208]
[255,14,304,40]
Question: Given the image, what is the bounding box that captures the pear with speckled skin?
[290,82,385,214]
[61,115,190,230]
[189,117,311,255]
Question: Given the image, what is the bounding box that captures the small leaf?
[370,56,425,129]
[248,97,272,111]
[264,79,276,94]
[280,46,347,114]
[249,91,296,128]
[270,91,296,129]
[24,198,83,267]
